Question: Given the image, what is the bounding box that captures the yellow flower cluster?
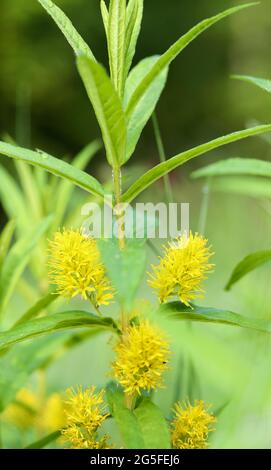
[112,320,170,396]
[171,400,216,449]
[61,386,110,449]
[149,232,214,305]
[48,230,113,306]
[3,389,66,433]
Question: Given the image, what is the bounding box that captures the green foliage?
[225,251,271,291]
[232,74,271,95]
[98,238,146,309]
[0,141,104,198]
[124,56,168,161]
[106,382,145,448]
[37,0,95,58]
[159,302,271,335]
[122,124,271,202]
[0,217,52,317]
[192,158,271,179]
[25,430,62,449]
[77,56,127,167]
[0,311,119,351]
[0,220,16,270]
[134,398,171,449]
[108,0,127,96]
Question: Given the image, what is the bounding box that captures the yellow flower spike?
[61,386,111,449]
[48,229,114,306]
[112,320,170,396]
[171,400,216,449]
[148,232,214,305]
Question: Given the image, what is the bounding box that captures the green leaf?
[77,56,127,167]
[124,56,168,161]
[100,0,109,38]
[0,165,29,233]
[232,74,271,95]
[0,220,16,270]
[14,291,59,327]
[125,3,257,120]
[0,336,68,412]
[225,251,271,291]
[98,239,146,309]
[50,140,101,231]
[192,158,271,179]
[134,399,171,449]
[122,124,271,203]
[0,216,52,316]
[106,382,144,449]
[108,0,127,96]
[37,0,94,59]
[25,430,62,449]
[0,141,104,198]
[0,329,103,412]
[210,176,271,199]
[0,311,118,351]
[125,0,144,78]
[159,301,271,335]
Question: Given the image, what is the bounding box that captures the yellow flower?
[148,232,214,305]
[38,393,67,433]
[3,389,38,429]
[48,229,113,306]
[61,386,110,449]
[112,320,170,396]
[171,400,216,449]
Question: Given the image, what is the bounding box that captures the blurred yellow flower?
[171,400,216,449]
[48,229,113,306]
[112,320,170,396]
[148,232,214,305]
[38,393,67,433]
[61,386,110,449]
[3,389,38,429]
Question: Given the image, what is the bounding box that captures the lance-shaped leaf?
[0,216,52,316]
[192,158,271,179]
[106,382,144,448]
[37,0,94,59]
[125,3,257,120]
[125,0,144,78]
[100,0,109,38]
[0,141,104,198]
[108,0,127,95]
[225,251,271,291]
[77,56,127,167]
[122,124,271,203]
[134,399,171,449]
[232,74,271,95]
[25,431,62,449]
[0,165,29,233]
[158,302,271,335]
[124,56,168,161]
[210,176,271,199]
[0,311,119,351]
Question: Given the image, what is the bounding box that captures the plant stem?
[125,392,136,410]
[152,112,174,204]
[113,166,125,250]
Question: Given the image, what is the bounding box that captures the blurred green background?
[0,0,271,449]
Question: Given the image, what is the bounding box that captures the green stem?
[152,113,174,203]
[113,166,125,250]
